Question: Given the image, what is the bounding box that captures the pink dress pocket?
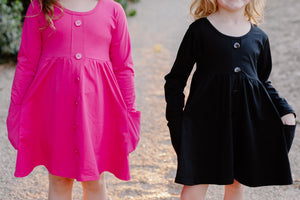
[7,104,22,150]
[126,110,141,154]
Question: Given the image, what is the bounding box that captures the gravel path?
[0,0,299,199]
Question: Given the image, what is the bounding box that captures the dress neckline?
[61,0,101,15]
[204,17,254,39]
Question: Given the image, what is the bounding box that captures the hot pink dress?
[6,0,140,181]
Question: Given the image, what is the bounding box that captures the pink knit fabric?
[6,0,140,181]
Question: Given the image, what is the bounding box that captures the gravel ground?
[0,0,299,199]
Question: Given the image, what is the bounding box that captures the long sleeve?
[258,38,295,117]
[110,4,136,112]
[7,1,42,150]
[10,1,42,105]
[164,26,196,121]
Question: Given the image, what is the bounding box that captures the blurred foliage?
[0,0,23,59]
[115,0,139,16]
[8,0,29,16]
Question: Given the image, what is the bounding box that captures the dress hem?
[235,176,293,188]
[175,177,234,186]
[14,163,130,182]
[175,176,293,187]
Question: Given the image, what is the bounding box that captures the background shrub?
[115,0,139,16]
[0,0,23,58]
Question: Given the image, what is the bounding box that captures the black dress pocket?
[167,114,183,155]
[283,124,296,152]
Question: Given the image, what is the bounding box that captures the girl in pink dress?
[6,0,140,199]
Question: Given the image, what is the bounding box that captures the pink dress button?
[75,53,82,60]
[75,77,80,83]
[75,20,82,27]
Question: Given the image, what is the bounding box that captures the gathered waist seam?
[39,55,111,62]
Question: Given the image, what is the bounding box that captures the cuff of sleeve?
[280,109,296,118]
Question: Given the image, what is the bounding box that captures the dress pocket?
[283,124,296,152]
[126,110,141,154]
[167,114,183,156]
[6,103,22,150]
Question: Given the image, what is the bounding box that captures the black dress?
[164,18,296,187]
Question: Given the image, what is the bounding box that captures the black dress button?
[234,67,241,73]
[234,42,241,49]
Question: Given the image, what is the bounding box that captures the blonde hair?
[190,0,266,25]
[30,0,63,30]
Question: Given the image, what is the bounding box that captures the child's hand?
[281,113,296,125]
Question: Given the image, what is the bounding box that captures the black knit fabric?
[164,18,296,187]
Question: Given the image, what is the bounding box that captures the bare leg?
[48,173,74,200]
[181,184,209,200]
[81,173,107,200]
[224,179,244,200]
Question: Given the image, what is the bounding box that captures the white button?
[234,67,241,73]
[75,20,82,27]
[75,53,82,60]
[233,42,241,49]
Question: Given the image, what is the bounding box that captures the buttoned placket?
[72,16,84,157]
[231,38,243,151]
[232,39,242,97]
[72,17,84,61]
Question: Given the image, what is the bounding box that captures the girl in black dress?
[164,0,296,199]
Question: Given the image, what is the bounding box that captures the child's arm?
[10,1,42,105]
[258,38,296,119]
[110,4,136,112]
[164,26,196,154]
[164,26,196,121]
